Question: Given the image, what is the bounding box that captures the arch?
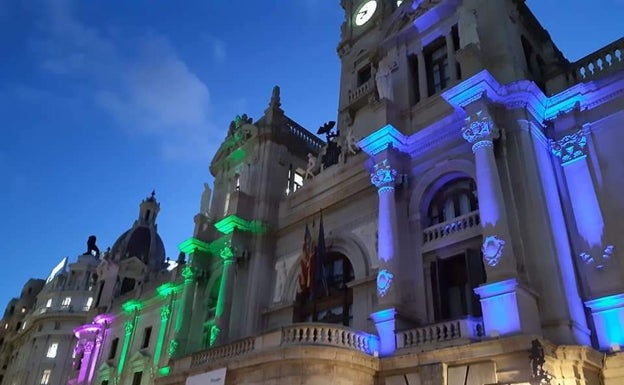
[284,231,372,303]
[409,158,475,221]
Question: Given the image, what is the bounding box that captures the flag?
[313,210,330,299]
[297,224,314,295]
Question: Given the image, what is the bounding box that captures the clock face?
[354,0,377,26]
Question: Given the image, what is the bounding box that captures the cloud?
[201,34,227,64]
[32,0,221,162]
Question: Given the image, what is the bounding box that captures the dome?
[110,192,166,273]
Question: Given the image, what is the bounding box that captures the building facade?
[154,0,624,384]
[3,0,624,384]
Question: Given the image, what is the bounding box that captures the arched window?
[294,252,354,326]
[427,178,477,226]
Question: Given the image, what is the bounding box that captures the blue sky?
[0,0,621,310]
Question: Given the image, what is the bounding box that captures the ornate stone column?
[370,157,401,307]
[463,109,540,337]
[550,129,622,350]
[212,245,237,346]
[462,110,516,280]
[549,129,611,272]
[171,264,196,358]
[358,125,409,357]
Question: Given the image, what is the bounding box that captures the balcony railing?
[422,210,480,252]
[571,38,624,82]
[190,323,379,368]
[281,324,377,355]
[284,118,324,152]
[396,316,484,350]
[348,79,374,104]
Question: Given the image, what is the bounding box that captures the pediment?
[129,350,151,368]
[97,360,115,375]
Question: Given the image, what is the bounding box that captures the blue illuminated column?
[370,156,401,306]
[358,124,409,357]
[462,110,517,279]
[463,109,540,337]
[549,130,612,273]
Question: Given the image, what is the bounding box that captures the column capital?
[181,265,195,282]
[370,159,398,192]
[549,129,588,165]
[462,110,496,150]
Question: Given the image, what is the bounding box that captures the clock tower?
[337,0,408,140]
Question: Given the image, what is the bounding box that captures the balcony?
[570,38,624,83]
[422,210,481,252]
[396,316,484,351]
[189,323,379,369]
[347,79,374,109]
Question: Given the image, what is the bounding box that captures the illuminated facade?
[5,1,623,385]
[151,1,623,384]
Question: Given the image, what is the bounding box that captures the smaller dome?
[110,192,166,273]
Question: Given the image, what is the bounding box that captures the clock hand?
[358,9,368,16]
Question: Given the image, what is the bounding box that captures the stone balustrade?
[571,38,623,82]
[281,324,378,355]
[191,337,256,367]
[397,317,484,350]
[189,323,379,369]
[422,210,480,252]
[284,118,324,151]
[348,79,373,104]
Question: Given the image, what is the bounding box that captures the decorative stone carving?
[345,128,360,155]
[209,325,221,347]
[580,244,615,269]
[376,269,394,297]
[220,246,234,260]
[375,60,393,101]
[370,159,398,191]
[549,130,588,164]
[462,110,495,150]
[305,153,316,179]
[124,321,134,336]
[83,341,94,354]
[167,339,178,358]
[181,265,194,282]
[482,235,505,267]
[458,5,480,49]
[200,183,212,215]
[161,305,171,321]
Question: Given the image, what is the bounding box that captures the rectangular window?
[45,299,52,308]
[41,369,51,385]
[85,297,93,311]
[357,65,372,86]
[131,371,143,385]
[425,37,449,96]
[101,381,109,385]
[61,297,71,309]
[46,343,58,358]
[54,321,60,330]
[108,338,119,360]
[141,327,152,349]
